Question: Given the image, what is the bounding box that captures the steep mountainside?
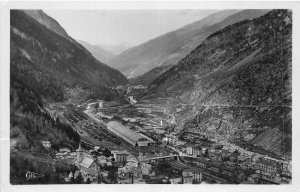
[130,65,172,86]
[10,10,128,183]
[11,10,128,102]
[78,40,116,64]
[109,9,269,78]
[144,10,292,157]
[23,10,76,44]
[10,74,81,184]
[23,10,96,57]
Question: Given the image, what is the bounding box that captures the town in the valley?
[8,9,293,186]
[40,85,292,185]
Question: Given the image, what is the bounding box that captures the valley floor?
[40,96,291,184]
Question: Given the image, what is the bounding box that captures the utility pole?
[114,172,118,183]
[130,172,134,184]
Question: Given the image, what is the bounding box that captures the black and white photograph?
[1,1,300,191]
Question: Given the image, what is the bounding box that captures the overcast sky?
[44,9,218,47]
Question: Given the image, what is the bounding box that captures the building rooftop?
[141,163,152,168]
[194,145,202,150]
[257,158,280,168]
[183,167,203,174]
[210,151,223,157]
[126,155,138,163]
[221,164,237,172]
[108,121,148,143]
[209,160,222,167]
[79,157,95,168]
[112,150,131,155]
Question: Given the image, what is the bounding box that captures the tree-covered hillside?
[11,10,128,102]
[9,10,128,184]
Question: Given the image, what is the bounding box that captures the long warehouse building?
[107,121,152,146]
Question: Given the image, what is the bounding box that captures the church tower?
[76,142,83,166]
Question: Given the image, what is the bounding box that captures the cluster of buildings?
[156,128,292,184]
[60,141,197,184]
[58,142,156,184]
[118,164,142,183]
[127,85,146,93]
[57,144,116,183]
[143,167,203,184]
[55,133,292,185]
[180,143,291,184]
[53,97,292,185]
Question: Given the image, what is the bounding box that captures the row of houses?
[144,168,203,184]
[186,144,287,174]
[254,157,283,175]
[194,157,245,183]
[185,148,289,183]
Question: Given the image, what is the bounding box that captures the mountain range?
[9,8,292,182]
[77,40,116,64]
[143,9,292,157]
[109,9,270,79]
[11,10,128,102]
[99,43,133,55]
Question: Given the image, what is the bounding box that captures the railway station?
[107,121,153,146]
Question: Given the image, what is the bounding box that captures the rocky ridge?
[144,9,292,157]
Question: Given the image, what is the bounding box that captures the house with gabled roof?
[79,157,99,171]
[77,156,100,183]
